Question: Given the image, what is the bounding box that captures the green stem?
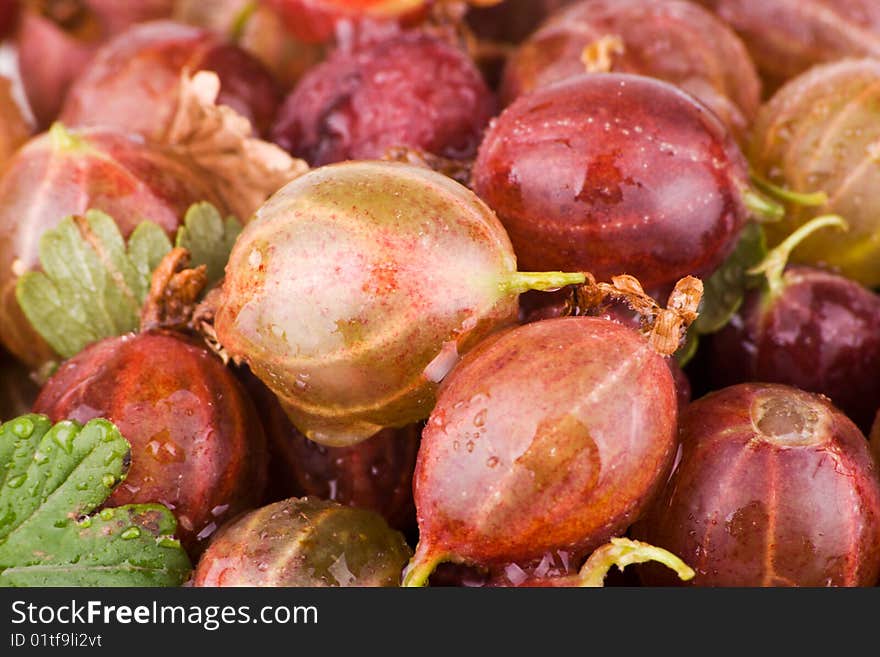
[229,1,258,43]
[504,271,587,296]
[401,550,448,588]
[575,538,695,587]
[750,171,829,208]
[742,188,785,223]
[48,122,88,153]
[748,215,848,297]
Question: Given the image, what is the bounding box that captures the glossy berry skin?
[271,31,495,166]
[15,1,174,128]
[215,161,524,447]
[709,267,880,433]
[698,0,880,90]
[472,73,749,292]
[33,331,268,555]
[635,383,880,587]
[411,316,678,571]
[264,0,425,44]
[750,59,880,287]
[244,370,419,531]
[60,20,280,140]
[192,497,412,586]
[501,0,761,143]
[0,126,226,368]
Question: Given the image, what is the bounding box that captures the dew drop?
[486,456,499,468]
[102,474,116,488]
[473,409,487,427]
[7,474,25,488]
[120,527,141,540]
[99,509,115,520]
[11,418,34,439]
[157,537,181,549]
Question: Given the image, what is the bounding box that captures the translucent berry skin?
[635,383,880,587]
[192,497,412,587]
[215,161,522,447]
[15,1,174,128]
[750,59,880,287]
[0,127,227,368]
[244,370,419,531]
[472,73,749,292]
[60,20,281,140]
[33,331,268,555]
[264,0,426,44]
[412,316,678,569]
[699,0,880,90]
[501,0,761,144]
[271,31,495,166]
[709,266,880,433]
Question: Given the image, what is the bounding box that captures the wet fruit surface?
[472,73,749,292]
[60,20,280,140]
[699,0,880,90]
[501,0,761,143]
[0,126,226,368]
[271,31,495,166]
[215,161,545,447]
[635,383,880,587]
[750,59,880,287]
[710,266,880,432]
[33,331,268,554]
[409,316,678,577]
[192,496,412,586]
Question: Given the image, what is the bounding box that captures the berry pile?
[2,0,880,588]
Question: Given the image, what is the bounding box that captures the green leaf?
[16,211,172,359]
[0,415,191,587]
[175,202,242,287]
[693,222,767,336]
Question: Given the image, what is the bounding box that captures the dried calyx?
[565,274,704,357]
[140,247,208,334]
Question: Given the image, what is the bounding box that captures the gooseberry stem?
[742,188,785,223]
[229,1,258,42]
[574,538,695,587]
[748,215,848,297]
[504,271,587,296]
[749,171,829,208]
[401,550,448,588]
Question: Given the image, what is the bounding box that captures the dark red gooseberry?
[709,266,880,433]
[60,20,280,140]
[471,73,749,292]
[32,331,268,555]
[405,316,678,585]
[15,0,174,128]
[0,125,227,368]
[699,0,880,90]
[501,0,761,144]
[192,497,412,586]
[635,383,880,587]
[271,31,495,166]
[244,370,419,532]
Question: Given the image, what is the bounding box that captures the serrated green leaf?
[0,415,191,587]
[176,202,242,286]
[15,211,173,359]
[693,222,767,335]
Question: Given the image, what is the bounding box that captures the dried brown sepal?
[163,70,309,221]
[191,286,229,365]
[580,35,625,74]
[382,145,473,187]
[140,247,208,334]
[566,274,703,357]
[424,0,513,70]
